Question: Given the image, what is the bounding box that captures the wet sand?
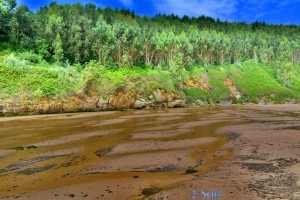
[0,105,300,199]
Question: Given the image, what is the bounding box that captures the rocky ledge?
[0,89,186,116]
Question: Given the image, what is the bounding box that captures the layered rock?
[0,89,186,116]
[166,99,186,108]
[134,99,147,109]
[108,92,135,109]
[195,100,206,107]
[98,97,109,109]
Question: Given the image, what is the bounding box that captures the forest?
[1,0,300,114]
[2,1,300,66]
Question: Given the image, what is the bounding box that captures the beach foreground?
[0,105,299,200]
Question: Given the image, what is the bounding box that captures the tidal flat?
[0,105,299,200]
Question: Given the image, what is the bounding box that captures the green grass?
[0,64,79,99]
[206,68,231,101]
[1,51,300,105]
[80,63,177,97]
[228,62,296,103]
[184,66,230,103]
[288,65,300,95]
[183,88,208,103]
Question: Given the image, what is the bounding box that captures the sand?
[0,105,300,200]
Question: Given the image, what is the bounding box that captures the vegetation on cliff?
[0,0,300,113]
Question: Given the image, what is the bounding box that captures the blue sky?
[16,0,300,25]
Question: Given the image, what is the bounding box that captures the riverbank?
[1,59,300,117]
[0,89,186,117]
[0,105,299,199]
[0,92,298,117]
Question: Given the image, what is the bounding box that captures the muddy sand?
[0,105,299,200]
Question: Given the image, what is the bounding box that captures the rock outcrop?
[195,100,206,107]
[187,75,210,91]
[134,99,147,109]
[199,75,211,91]
[109,92,135,109]
[0,103,3,113]
[166,100,186,108]
[153,89,165,103]
[219,100,232,107]
[0,89,186,116]
[224,78,242,100]
[98,97,109,109]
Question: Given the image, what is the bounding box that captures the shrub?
[183,88,208,103]
[206,68,231,101]
[2,54,28,67]
[236,97,247,104]
[147,70,176,93]
[18,51,43,64]
[228,63,296,103]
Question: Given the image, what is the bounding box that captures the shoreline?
[0,98,298,118]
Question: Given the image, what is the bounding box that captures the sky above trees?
[16,0,300,25]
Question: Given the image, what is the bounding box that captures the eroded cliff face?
[224,78,242,101]
[0,89,186,116]
[1,76,296,116]
[0,96,100,116]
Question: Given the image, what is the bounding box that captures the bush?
[183,88,208,103]
[147,70,176,93]
[0,42,12,52]
[2,54,28,67]
[81,60,105,82]
[1,57,300,104]
[0,62,79,99]
[40,81,59,96]
[18,51,43,64]
[206,68,231,101]
[236,97,247,104]
[228,63,295,102]
[188,66,206,81]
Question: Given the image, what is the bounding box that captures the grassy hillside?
[1,2,300,115]
[0,51,299,108]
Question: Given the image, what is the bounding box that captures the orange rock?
[199,77,210,91]
[188,79,196,87]
[225,78,233,88]
[109,92,136,109]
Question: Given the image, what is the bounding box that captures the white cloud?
[151,0,238,20]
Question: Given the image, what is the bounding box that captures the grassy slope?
[0,52,299,105]
[228,63,297,103]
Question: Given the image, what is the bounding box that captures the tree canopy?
[1,2,300,67]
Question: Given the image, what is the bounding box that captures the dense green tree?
[35,38,51,60]
[1,2,300,68]
[53,33,64,63]
[0,0,16,41]
[9,6,36,48]
[90,18,115,65]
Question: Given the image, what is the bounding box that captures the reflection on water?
[0,107,243,198]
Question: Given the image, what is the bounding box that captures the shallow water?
[0,107,245,198]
